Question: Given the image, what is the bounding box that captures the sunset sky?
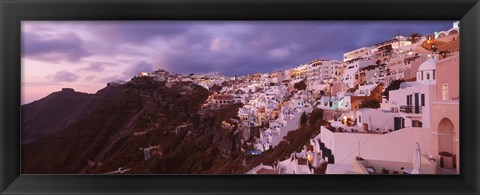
[21,21,452,104]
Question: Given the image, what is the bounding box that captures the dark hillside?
[22,78,245,174]
[21,84,123,143]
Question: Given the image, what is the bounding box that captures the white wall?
[343,47,372,62]
[258,106,313,150]
[337,96,352,111]
[356,109,396,131]
[320,127,435,173]
[389,84,436,128]
[343,59,374,88]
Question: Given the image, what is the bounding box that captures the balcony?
[399,105,422,114]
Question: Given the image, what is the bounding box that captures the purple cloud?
[148,21,453,76]
[22,31,91,62]
[78,62,106,72]
[23,21,453,78]
[50,71,80,82]
[91,21,191,43]
[84,76,96,81]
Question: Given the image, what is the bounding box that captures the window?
[426,73,430,80]
[394,117,405,130]
[408,94,413,106]
[421,94,425,106]
[442,83,449,100]
[412,120,423,127]
[359,116,362,123]
[414,93,419,112]
[433,70,435,79]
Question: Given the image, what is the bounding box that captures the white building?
[357,64,380,85]
[290,64,309,84]
[336,92,354,111]
[342,58,374,88]
[371,36,412,53]
[355,108,396,132]
[384,58,437,129]
[318,126,437,174]
[255,98,313,151]
[277,153,314,174]
[343,47,372,62]
[355,83,378,96]
[307,59,343,91]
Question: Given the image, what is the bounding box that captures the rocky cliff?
[22,77,245,174]
[21,84,123,143]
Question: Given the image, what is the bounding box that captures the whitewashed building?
[343,47,372,62]
[384,58,437,129]
[342,58,374,88]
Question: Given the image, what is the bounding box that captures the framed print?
[1,0,479,194]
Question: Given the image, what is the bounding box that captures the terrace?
[246,164,278,174]
[323,117,395,135]
[352,157,436,174]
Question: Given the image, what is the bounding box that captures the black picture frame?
[1,0,479,194]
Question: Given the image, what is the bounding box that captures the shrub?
[300,111,307,126]
[309,109,324,126]
[294,80,307,90]
[382,79,405,100]
[360,99,380,109]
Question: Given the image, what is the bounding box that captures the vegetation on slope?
[245,109,325,170]
[22,77,244,174]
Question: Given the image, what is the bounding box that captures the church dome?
[418,58,436,71]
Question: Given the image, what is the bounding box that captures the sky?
[21,21,453,104]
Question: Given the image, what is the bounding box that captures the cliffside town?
[22,22,460,175]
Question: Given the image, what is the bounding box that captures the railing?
[399,105,422,114]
